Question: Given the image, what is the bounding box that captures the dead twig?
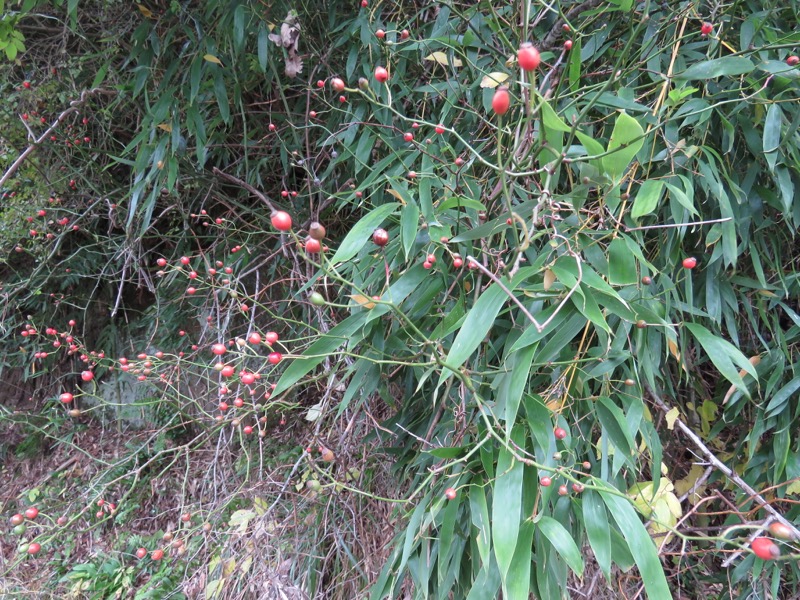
[0,88,115,190]
[644,384,800,564]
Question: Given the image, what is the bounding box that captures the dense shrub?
[2,1,800,598]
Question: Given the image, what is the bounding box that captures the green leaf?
[765,375,800,417]
[257,26,270,71]
[600,489,672,599]
[493,427,525,582]
[603,112,644,181]
[213,70,230,124]
[537,516,584,577]
[631,180,664,219]
[608,237,638,286]
[684,323,757,398]
[329,203,399,264]
[469,482,492,565]
[271,312,370,397]
[763,104,781,172]
[437,268,534,388]
[505,521,534,600]
[400,202,419,260]
[536,92,571,132]
[596,396,634,457]
[583,490,611,580]
[676,56,755,80]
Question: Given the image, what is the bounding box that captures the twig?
[467,234,582,333]
[211,167,278,213]
[0,88,115,189]
[644,384,800,562]
[540,0,605,50]
[625,217,732,232]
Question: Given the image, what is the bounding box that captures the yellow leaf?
[239,555,253,574]
[350,294,376,309]
[667,338,680,362]
[205,579,224,600]
[253,497,268,516]
[787,480,800,496]
[543,268,556,291]
[480,72,510,88]
[464,280,472,293]
[222,558,236,578]
[137,4,154,19]
[156,123,172,133]
[674,464,707,504]
[665,406,680,430]
[424,52,463,68]
[385,188,407,205]
[757,289,777,297]
[722,354,761,404]
[204,54,223,65]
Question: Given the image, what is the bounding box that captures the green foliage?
[3,0,800,598]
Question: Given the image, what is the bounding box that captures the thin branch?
[212,167,278,213]
[0,88,115,189]
[644,384,800,562]
[626,217,732,232]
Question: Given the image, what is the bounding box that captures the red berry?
[211,343,227,356]
[423,261,432,270]
[243,425,253,434]
[374,66,389,83]
[768,522,795,540]
[271,211,292,231]
[435,124,445,134]
[518,43,541,71]
[24,507,39,520]
[751,537,780,560]
[10,514,23,526]
[305,238,322,254]
[540,476,552,487]
[492,86,511,115]
[554,427,567,440]
[372,228,389,247]
[444,487,457,500]
[787,56,799,66]
[23,81,31,89]
[564,40,573,51]
[268,352,282,364]
[401,29,409,40]
[339,95,347,103]
[265,331,279,345]
[241,372,256,385]
[453,257,463,268]
[361,0,367,6]
[156,257,167,267]
[403,132,414,142]
[248,332,262,345]
[151,549,164,561]
[27,542,41,554]
[700,22,713,36]
[136,547,147,559]
[81,371,94,382]
[682,257,697,269]
[331,77,345,92]
[59,393,74,403]
[316,80,325,88]
[376,29,385,39]
[572,483,584,493]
